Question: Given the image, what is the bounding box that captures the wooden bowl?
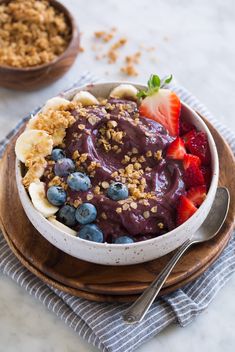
[0,0,80,90]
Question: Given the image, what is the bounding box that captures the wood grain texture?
[0,116,234,302]
[0,0,80,90]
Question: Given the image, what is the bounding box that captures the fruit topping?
[58,205,77,227]
[28,181,58,217]
[114,236,134,244]
[166,137,186,160]
[47,186,67,206]
[138,74,181,136]
[183,164,205,188]
[182,129,197,144]
[186,131,211,165]
[78,224,104,243]
[183,154,201,170]
[187,185,207,206]
[67,172,91,192]
[75,203,97,225]
[177,195,197,225]
[180,120,194,135]
[51,148,66,161]
[107,182,129,201]
[54,158,75,177]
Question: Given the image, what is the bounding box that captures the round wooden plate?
[0,116,234,302]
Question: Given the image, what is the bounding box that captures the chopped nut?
[101,212,107,220]
[146,150,152,157]
[107,120,118,128]
[122,203,130,211]
[87,194,94,201]
[94,186,101,194]
[78,124,85,130]
[101,181,109,189]
[158,222,164,229]
[116,207,122,214]
[154,150,162,160]
[130,202,137,209]
[151,206,158,213]
[143,211,150,219]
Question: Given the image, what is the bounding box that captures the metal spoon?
[123,187,230,324]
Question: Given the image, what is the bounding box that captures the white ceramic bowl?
[15,82,219,265]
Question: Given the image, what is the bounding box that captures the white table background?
[0,0,234,351]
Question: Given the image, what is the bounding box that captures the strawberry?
[166,137,186,160]
[180,120,194,135]
[138,74,181,136]
[201,166,211,190]
[183,154,201,170]
[183,164,205,188]
[177,195,197,225]
[186,132,211,165]
[187,185,207,207]
[182,129,197,144]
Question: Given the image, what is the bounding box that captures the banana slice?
[109,84,138,100]
[72,91,99,106]
[48,217,77,236]
[41,97,70,114]
[15,130,53,163]
[28,182,59,217]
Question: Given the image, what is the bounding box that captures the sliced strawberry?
[166,137,186,160]
[139,89,181,136]
[182,129,197,144]
[183,164,205,188]
[201,166,211,190]
[186,132,211,165]
[180,120,194,135]
[177,195,197,225]
[183,154,201,170]
[187,185,207,207]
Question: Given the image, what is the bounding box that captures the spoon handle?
[122,238,192,324]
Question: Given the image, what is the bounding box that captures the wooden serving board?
[0,116,234,302]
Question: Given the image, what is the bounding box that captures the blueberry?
[107,182,129,201]
[75,203,97,224]
[47,186,67,206]
[54,158,75,177]
[114,236,134,244]
[78,224,103,243]
[58,205,77,227]
[51,148,66,161]
[67,172,91,191]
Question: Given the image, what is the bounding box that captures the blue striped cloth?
[0,73,234,352]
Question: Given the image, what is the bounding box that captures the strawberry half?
[166,137,186,160]
[186,132,211,165]
[183,164,205,188]
[187,185,207,207]
[177,195,197,225]
[138,74,181,136]
[183,154,201,170]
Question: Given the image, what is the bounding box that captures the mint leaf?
[164,74,173,84]
[136,73,174,100]
[148,74,161,90]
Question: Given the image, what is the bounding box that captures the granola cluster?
[0,0,71,68]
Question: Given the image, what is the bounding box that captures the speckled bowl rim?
[16,81,219,250]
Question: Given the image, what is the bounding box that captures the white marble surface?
[0,0,235,351]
